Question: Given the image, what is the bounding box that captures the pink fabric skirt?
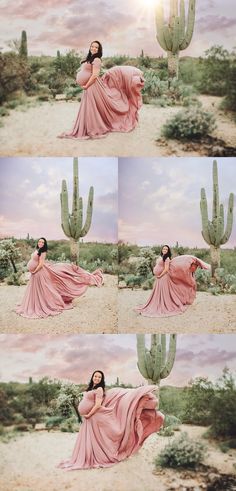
[135,255,210,318]
[15,263,103,319]
[58,385,164,469]
[59,65,144,140]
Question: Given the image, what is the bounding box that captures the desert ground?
[118,290,236,333]
[0,424,235,491]
[0,274,117,334]
[0,96,235,157]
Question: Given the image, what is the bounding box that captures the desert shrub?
[0,52,31,103]
[142,70,167,101]
[59,417,80,433]
[0,107,10,117]
[209,369,236,439]
[45,415,64,429]
[162,107,216,140]
[0,425,5,436]
[159,426,175,437]
[155,432,205,469]
[196,46,231,96]
[164,415,181,429]
[136,260,151,278]
[14,423,29,432]
[104,55,129,68]
[125,274,143,288]
[6,271,26,286]
[182,377,215,426]
[221,61,236,112]
[195,269,212,291]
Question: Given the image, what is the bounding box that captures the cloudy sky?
[0,0,235,57]
[0,333,235,386]
[119,157,236,247]
[0,157,117,243]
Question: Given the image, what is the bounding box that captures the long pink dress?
[135,255,210,318]
[58,386,164,470]
[15,251,103,319]
[59,58,144,139]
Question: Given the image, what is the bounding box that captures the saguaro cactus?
[19,30,28,59]
[60,158,94,264]
[137,334,177,392]
[200,160,234,276]
[155,0,196,78]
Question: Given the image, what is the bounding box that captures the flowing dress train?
[58,386,164,469]
[59,58,144,139]
[15,251,103,318]
[135,254,210,318]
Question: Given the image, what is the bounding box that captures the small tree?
[0,239,21,273]
[57,382,83,423]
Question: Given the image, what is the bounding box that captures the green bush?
[155,432,205,469]
[125,275,143,288]
[208,369,236,439]
[14,423,29,432]
[162,107,216,140]
[59,417,80,433]
[45,415,64,429]
[159,426,175,437]
[164,415,181,428]
[6,271,26,286]
[142,277,155,290]
[0,107,10,117]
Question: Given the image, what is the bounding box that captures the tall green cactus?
[136,334,177,392]
[155,0,196,78]
[200,160,234,276]
[19,30,28,59]
[60,158,94,264]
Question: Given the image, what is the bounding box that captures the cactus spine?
[60,158,94,264]
[137,334,177,392]
[200,160,234,276]
[155,0,196,78]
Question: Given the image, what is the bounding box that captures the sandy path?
[118,290,236,333]
[0,96,234,157]
[0,275,117,334]
[0,425,234,491]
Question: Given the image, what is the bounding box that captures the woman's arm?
[31,252,46,274]
[83,387,103,419]
[156,257,170,279]
[81,58,101,89]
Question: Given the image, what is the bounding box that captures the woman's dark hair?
[161,244,172,262]
[86,370,105,392]
[36,237,48,256]
[81,40,103,64]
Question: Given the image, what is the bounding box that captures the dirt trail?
[0,96,235,157]
[0,425,235,491]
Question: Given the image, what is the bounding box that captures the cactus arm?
[160,334,177,379]
[221,193,234,244]
[81,186,94,237]
[161,334,167,369]
[179,0,186,45]
[155,2,168,51]
[145,351,154,380]
[200,188,211,245]
[136,335,149,379]
[179,0,196,50]
[60,182,71,238]
[153,343,162,383]
[172,17,181,54]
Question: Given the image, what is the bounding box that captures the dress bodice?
[153,257,165,277]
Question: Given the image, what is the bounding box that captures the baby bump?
[76,69,91,87]
[153,263,163,277]
[78,395,94,416]
[27,258,38,272]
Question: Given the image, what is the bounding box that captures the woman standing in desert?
[59,40,144,140]
[16,237,103,318]
[135,245,210,317]
[58,370,164,469]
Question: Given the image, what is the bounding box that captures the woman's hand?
[83,414,90,419]
[81,85,87,90]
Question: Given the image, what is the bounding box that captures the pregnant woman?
[59,40,144,140]
[135,245,210,318]
[58,370,164,470]
[16,237,103,319]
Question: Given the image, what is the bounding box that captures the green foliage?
[222,60,236,112]
[142,277,155,290]
[0,239,21,274]
[208,369,236,439]
[183,377,215,425]
[162,107,216,140]
[59,416,80,433]
[156,432,205,469]
[0,52,31,103]
[197,46,231,96]
[45,415,64,429]
[125,274,143,288]
[6,271,25,286]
